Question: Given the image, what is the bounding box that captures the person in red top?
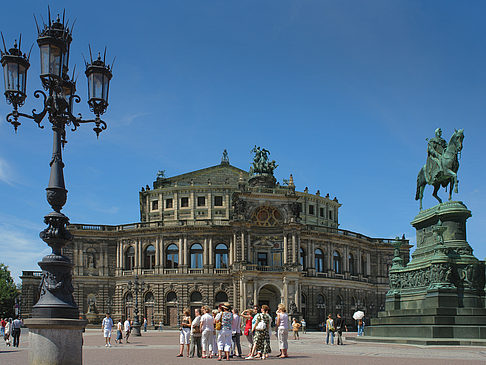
[240,307,256,357]
[1,318,6,337]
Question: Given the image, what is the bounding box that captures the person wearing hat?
[216,303,233,361]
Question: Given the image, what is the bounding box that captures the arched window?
[190,243,203,268]
[144,292,155,326]
[348,253,355,275]
[361,255,367,276]
[125,246,135,270]
[215,291,228,303]
[190,291,203,302]
[145,292,155,303]
[215,244,228,269]
[317,294,325,306]
[124,292,133,320]
[144,245,156,269]
[166,244,179,269]
[166,291,177,303]
[333,251,342,274]
[336,295,343,310]
[299,247,306,270]
[301,293,307,304]
[315,248,324,273]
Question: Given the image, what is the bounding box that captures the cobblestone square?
[2,330,486,365]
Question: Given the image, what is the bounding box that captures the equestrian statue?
[415,128,464,210]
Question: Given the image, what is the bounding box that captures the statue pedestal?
[25,318,86,365]
[85,312,99,324]
[359,202,486,345]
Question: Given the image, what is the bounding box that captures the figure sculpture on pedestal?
[415,128,464,210]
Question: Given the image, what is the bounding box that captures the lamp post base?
[131,323,142,336]
[25,318,86,365]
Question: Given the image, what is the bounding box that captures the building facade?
[21,153,410,327]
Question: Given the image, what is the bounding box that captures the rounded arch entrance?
[257,284,282,314]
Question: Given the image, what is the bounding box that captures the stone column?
[145,194,150,222]
[229,239,234,266]
[328,242,333,272]
[247,232,251,263]
[209,237,213,266]
[159,236,164,270]
[178,238,183,270]
[358,249,362,275]
[292,233,297,264]
[103,244,108,275]
[119,241,123,271]
[183,236,188,267]
[155,236,160,267]
[203,237,208,266]
[283,277,288,308]
[241,231,245,262]
[283,234,288,264]
[241,279,246,310]
[116,242,120,271]
[344,246,349,273]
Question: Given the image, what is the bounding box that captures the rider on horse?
[425,128,448,183]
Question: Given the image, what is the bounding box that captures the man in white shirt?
[102,313,114,347]
[231,308,242,357]
[11,316,22,348]
[189,308,202,358]
[124,317,131,343]
[200,306,215,358]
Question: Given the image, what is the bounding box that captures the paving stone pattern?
[1,330,486,365]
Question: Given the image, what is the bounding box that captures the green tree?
[0,264,19,318]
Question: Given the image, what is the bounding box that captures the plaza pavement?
[1,329,486,365]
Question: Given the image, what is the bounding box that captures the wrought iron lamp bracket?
[6,89,48,131]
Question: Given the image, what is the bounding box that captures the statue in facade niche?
[415,129,464,210]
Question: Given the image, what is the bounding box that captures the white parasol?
[353,311,364,320]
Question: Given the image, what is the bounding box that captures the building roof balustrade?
[21,271,42,277]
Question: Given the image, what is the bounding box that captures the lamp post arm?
[5,89,48,131]
[70,115,107,137]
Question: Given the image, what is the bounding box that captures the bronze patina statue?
[415,128,464,210]
[249,146,278,175]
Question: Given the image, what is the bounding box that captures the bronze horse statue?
[415,129,464,210]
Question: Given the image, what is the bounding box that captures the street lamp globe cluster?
[1,9,113,322]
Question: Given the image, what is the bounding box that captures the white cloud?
[119,112,150,126]
[0,216,49,284]
[0,157,14,185]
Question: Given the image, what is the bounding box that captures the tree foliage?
[0,264,19,318]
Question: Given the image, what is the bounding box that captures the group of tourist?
[1,316,23,347]
[323,313,351,345]
[101,313,133,347]
[176,303,291,360]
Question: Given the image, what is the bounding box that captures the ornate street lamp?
[1,9,113,365]
[127,276,145,336]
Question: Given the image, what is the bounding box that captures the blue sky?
[1,1,485,283]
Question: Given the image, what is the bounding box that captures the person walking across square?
[124,317,131,343]
[102,313,114,347]
[115,319,123,344]
[291,318,301,340]
[276,304,289,358]
[11,316,22,347]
